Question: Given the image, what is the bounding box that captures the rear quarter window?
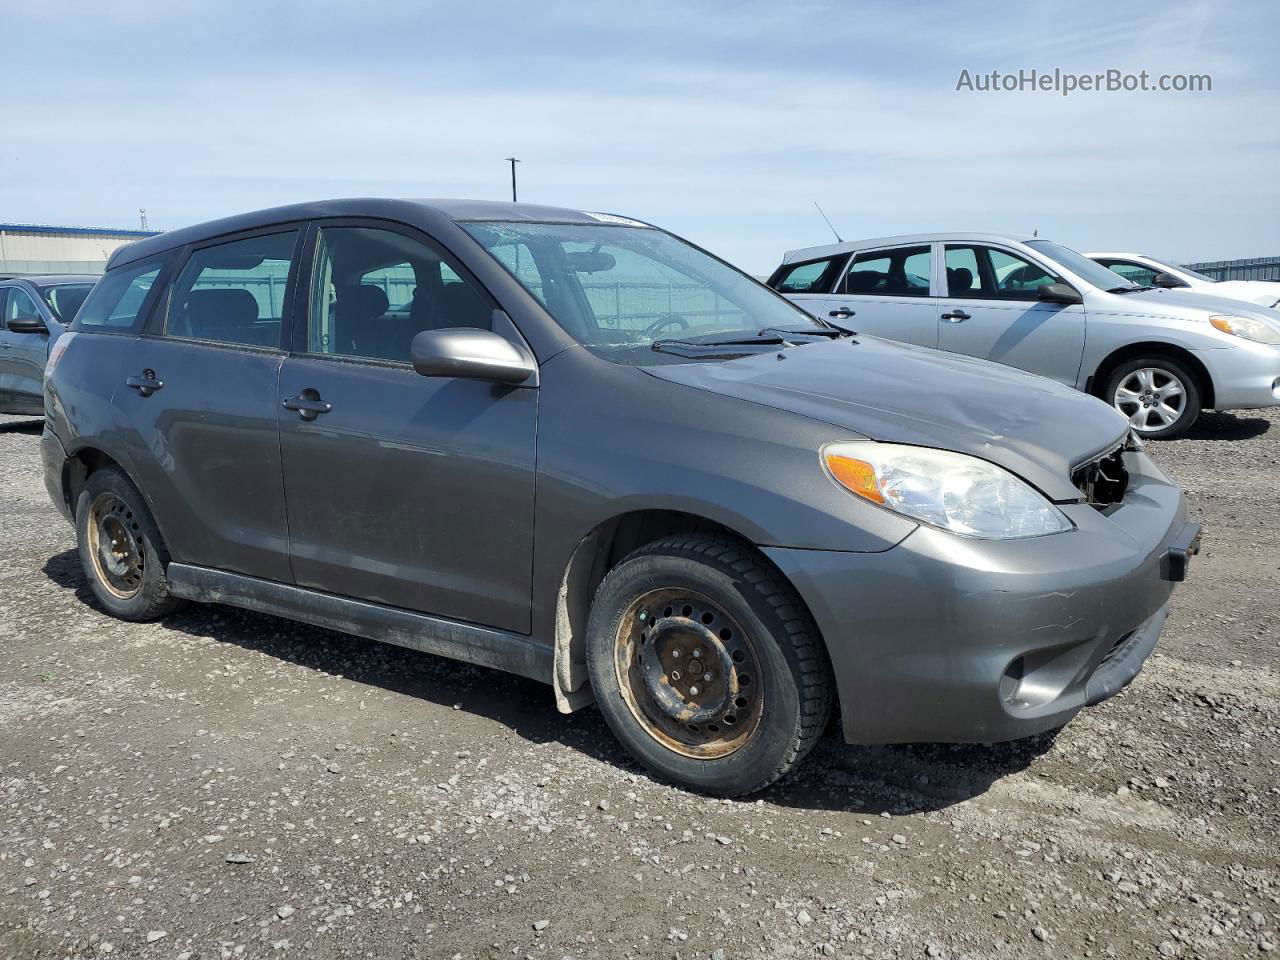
[72,258,169,333]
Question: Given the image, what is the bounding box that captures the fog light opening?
[1271,376,1280,400]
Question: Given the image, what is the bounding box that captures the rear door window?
[73,259,167,332]
[770,255,848,294]
[842,246,932,297]
[166,231,300,348]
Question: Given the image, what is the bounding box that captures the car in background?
[0,274,97,415]
[1087,252,1280,311]
[41,199,1199,795]
[769,233,1280,439]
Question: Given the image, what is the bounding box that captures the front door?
[823,244,938,347]
[114,230,301,582]
[0,286,51,413]
[937,244,1086,386]
[277,222,537,634]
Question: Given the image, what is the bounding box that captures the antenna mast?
[813,202,842,242]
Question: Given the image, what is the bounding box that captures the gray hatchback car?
[0,274,96,414]
[42,200,1200,795]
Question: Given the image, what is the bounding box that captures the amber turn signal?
[823,452,886,505]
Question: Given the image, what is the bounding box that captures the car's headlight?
[822,441,1072,539]
[1209,314,1280,344]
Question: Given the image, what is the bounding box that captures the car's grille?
[1072,445,1129,509]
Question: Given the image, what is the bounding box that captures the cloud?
[1,0,1275,270]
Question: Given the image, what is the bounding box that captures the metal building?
[0,223,159,279]
[1184,256,1280,282]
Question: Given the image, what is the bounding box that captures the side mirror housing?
[1152,272,1186,289]
[410,327,536,385]
[1038,282,1083,305]
[6,314,48,334]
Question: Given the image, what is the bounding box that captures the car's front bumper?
[1197,341,1280,409]
[764,450,1195,745]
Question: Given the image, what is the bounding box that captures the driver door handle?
[125,370,164,396]
[828,307,856,319]
[283,389,332,421]
[940,310,971,322]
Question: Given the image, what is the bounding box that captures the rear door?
[937,244,1086,386]
[113,228,301,582]
[276,220,537,633]
[823,244,938,346]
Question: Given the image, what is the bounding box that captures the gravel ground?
[1,409,1277,960]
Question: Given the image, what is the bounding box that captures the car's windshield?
[36,282,95,322]
[461,220,828,363]
[1145,256,1217,283]
[1027,240,1141,291]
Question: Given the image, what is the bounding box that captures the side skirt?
[166,563,554,685]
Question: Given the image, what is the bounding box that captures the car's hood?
[1199,280,1280,311]
[643,336,1128,501]
[1116,287,1280,322]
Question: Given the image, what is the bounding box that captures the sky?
[3,0,1278,275]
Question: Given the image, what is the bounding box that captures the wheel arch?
[1089,342,1214,409]
[549,509,830,716]
[61,445,175,555]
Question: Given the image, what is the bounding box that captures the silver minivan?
[769,233,1280,438]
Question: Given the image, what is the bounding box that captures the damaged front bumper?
[764,450,1195,745]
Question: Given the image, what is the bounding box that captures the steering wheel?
[645,314,690,335]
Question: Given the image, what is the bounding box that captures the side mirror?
[1152,272,1186,289]
[1037,282,1083,305]
[6,315,48,334]
[410,328,536,385]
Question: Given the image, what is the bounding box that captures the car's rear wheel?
[585,534,833,796]
[1104,356,1201,440]
[76,467,186,621]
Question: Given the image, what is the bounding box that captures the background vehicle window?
[74,261,164,331]
[944,246,987,296]
[38,283,95,322]
[1100,259,1159,286]
[843,246,931,297]
[167,232,298,347]
[308,226,492,363]
[5,287,43,326]
[988,248,1056,299]
[771,255,847,294]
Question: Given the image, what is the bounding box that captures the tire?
[75,466,186,621]
[1102,356,1202,440]
[585,533,833,796]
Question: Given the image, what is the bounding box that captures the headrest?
[338,284,389,319]
[185,288,259,334]
[847,270,884,293]
[947,267,973,293]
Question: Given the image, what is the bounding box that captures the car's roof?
[782,231,1039,264]
[2,274,99,285]
[109,198,649,269]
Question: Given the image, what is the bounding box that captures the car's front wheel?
[1104,356,1202,440]
[75,466,186,621]
[585,534,833,796]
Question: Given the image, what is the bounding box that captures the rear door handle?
[126,370,163,396]
[828,307,856,319]
[282,389,332,421]
[940,310,971,322]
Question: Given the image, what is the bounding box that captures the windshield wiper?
[758,326,853,340]
[1107,285,1156,294]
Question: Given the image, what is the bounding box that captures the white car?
[1088,252,1280,312]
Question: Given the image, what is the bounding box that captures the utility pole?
[504,157,520,202]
